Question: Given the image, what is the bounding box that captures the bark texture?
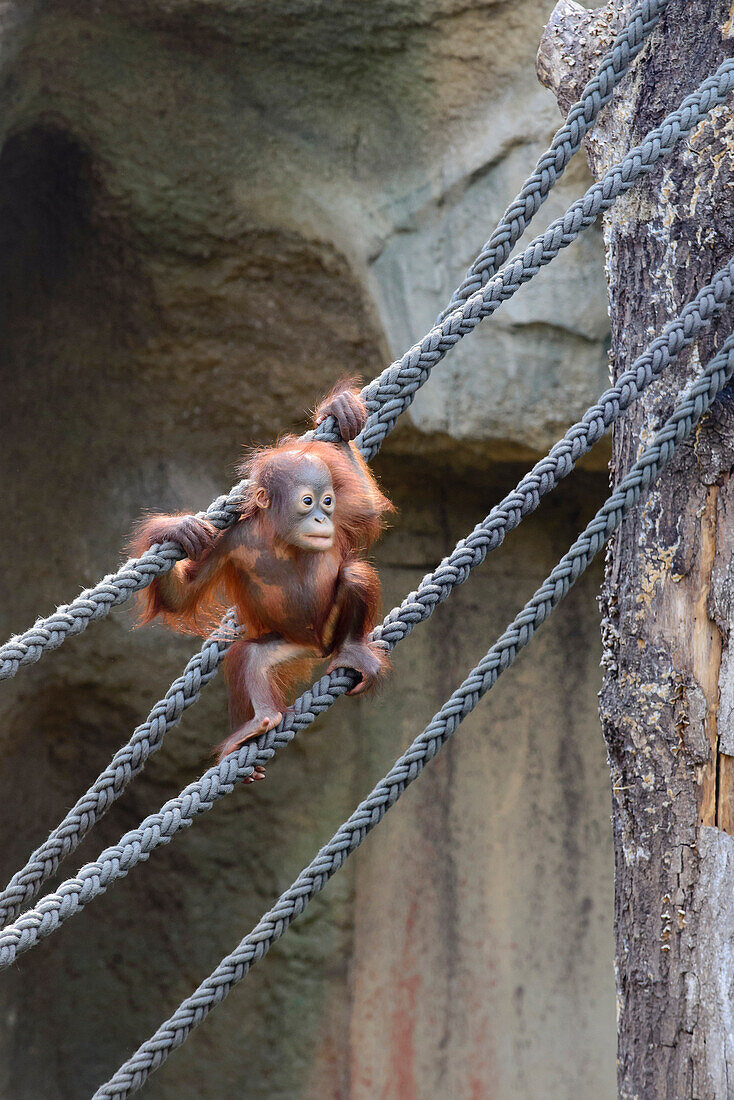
[539,3,734,1097]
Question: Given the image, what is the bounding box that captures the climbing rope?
[96,331,734,1098]
[373,258,734,652]
[436,0,669,322]
[0,13,730,1094]
[0,23,723,682]
[2,247,733,963]
[337,54,734,464]
[3,251,733,929]
[0,613,239,926]
[0,38,732,969]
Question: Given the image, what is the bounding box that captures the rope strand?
[3,56,734,959]
[0,5,707,682]
[436,0,669,322]
[95,331,734,1100]
[3,252,732,930]
[0,614,239,926]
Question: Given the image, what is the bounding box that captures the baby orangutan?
[130,381,392,775]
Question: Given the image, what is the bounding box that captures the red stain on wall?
[383,897,422,1099]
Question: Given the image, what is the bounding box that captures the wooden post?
[539,3,734,1095]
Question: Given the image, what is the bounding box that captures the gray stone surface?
[0,1,615,1097]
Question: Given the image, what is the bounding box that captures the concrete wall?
[0,2,616,1096]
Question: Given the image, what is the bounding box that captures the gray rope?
[0,485,249,681]
[356,56,734,463]
[0,39,724,683]
[0,666,357,971]
[95,332,734,1100]
[436,0,668,323]
[1,25,730,963]
[3,253,733,943]
[375,255,734,651]
[0,614,240,927]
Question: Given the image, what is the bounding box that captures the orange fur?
[126,381,393,758]
[236,437,393,555]
[128,514,208,634]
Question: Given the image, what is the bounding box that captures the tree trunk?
[539,3,734,1097]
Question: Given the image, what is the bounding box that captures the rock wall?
[0,2,616,1097]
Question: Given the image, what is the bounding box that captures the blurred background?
[0,2,616,1096]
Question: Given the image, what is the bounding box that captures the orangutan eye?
[323,495,333,508]
[301,495,313,508]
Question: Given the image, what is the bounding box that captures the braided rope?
[375,256,734,650]
[95,332,734,1099]
[0,665,358,971]
[356,57,734,462]
[0,614,239,927]
[0,31,720,683]
[436,0,668,323]
[2,254,732,939]
[0,485,249,681]
[0,8,724,1091]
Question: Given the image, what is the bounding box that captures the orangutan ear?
[254,487,271,509]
